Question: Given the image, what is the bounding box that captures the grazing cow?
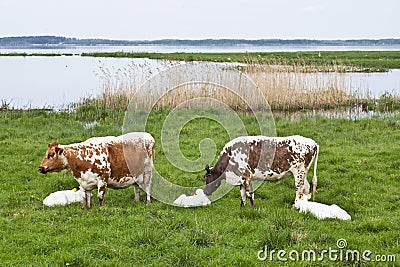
[38,133,155,209]
[204,135,319,208]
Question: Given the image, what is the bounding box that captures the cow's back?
[109,133,155,179]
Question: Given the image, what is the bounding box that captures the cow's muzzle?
[204,183,217,196]
[203,186,211,196]
[38,166,47,174]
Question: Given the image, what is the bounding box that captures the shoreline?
[1,50,400,71]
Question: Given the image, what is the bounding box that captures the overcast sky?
[1,0,399,40]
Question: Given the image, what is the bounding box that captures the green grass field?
[1,110,399,266]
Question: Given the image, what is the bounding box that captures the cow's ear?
[55,147,64,155]
[48,141,59,148]
[205,164,211,174]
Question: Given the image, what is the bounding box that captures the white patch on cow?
[225,171,242,185]
[83,136,116,145]
[123,132,154,142]
[231,150,248,166]
[107,176,137,189]
[78,144,110,171]
[60,154,68,167]
[144,157,152,164]
[228,136,262,145]
[134,174,144,184]
[79,169,99,190]
[50,145,69,167]
[228,149,248,180]
[76,149,84,161]
[252,169,291,181]
[97,178,106,188]
[252,169,268,180]
[279,136,315,156]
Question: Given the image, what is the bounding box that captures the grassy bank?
[2,51,400,71]
[80,51,400,72]
[0,109,399,266]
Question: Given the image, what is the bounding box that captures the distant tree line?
[1,35,400,47]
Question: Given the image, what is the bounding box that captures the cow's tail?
[312,144,319,201]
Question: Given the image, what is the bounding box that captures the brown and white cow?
[38,132,155,209]
[204,135,319,208]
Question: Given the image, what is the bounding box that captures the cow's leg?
[243,179,256,208]
[143,170,152,204]
[85,191,92,210]
[247,182,256,208]
[133,183,140,202]
[240,185,246,207]
[303,177,310,197]
[98,185,107,208]
[292,165,307,209]
[241,172,255,208]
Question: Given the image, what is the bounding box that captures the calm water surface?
[2,45,400,54]
[0,46,399,109]
[0,56,170,108]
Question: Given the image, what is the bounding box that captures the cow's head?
[203,164,223,196]
[38,142,67,174]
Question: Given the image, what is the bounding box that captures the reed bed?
[81,59,396,115]
[242,58,362,111]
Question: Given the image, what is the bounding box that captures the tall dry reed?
[242,58,359,111]
[93,59,370,113]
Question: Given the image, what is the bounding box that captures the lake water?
[0,56,168,108]
[0,46,400,109]
[2,45,400,54]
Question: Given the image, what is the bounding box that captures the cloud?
[302,0,325,14]
[303,4,324,13]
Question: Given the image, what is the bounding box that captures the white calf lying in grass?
[173,189,211,207]
[43,186,85,207]
[295,194,351,220]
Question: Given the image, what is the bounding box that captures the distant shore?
[2,35,400,47]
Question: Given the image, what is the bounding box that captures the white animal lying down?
[173,189,211,207]
[295,195,351,220]
[43,186,85,207]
